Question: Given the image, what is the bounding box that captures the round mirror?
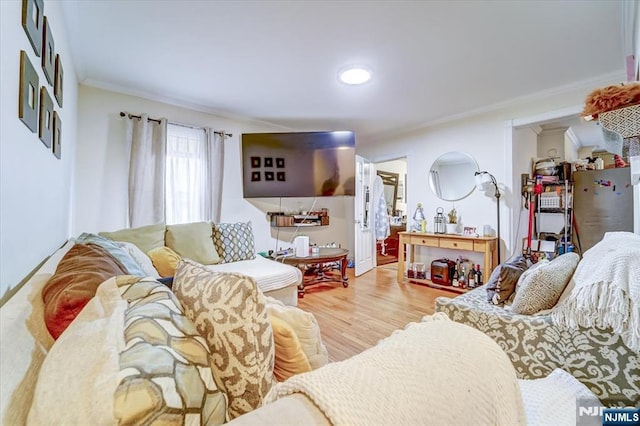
[428,152,479,201]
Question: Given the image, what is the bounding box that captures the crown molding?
[565,127,581,149]
[374,70,626,142]
[80,79,293,131]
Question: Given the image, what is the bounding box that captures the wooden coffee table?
[281,247,349,297]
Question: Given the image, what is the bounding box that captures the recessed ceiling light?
[339,66,372,85]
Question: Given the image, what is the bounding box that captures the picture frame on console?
[463,226,477,237]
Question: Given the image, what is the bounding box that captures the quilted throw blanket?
[552,232,640,352]
[270,313,526,426]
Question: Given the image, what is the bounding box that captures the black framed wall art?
[38,87,53,147]
[276,158,285,168]
[54,54,63,107]
[264,157,273,167]
[277,172,286,182]
[22,0,43,57]
[251,156,260,168]
[251,171,260,181]
[265,171,274,181]
[19,50,39,132]
[42,16,55,85]
[53,111,61,159]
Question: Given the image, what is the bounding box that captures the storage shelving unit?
[535,179,573,255]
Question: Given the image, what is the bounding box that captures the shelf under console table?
[396,231,498,292]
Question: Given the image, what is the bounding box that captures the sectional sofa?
[0,223,621,425]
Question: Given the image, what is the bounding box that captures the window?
[165,124,209,225]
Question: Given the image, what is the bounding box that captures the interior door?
[355,155,375,276]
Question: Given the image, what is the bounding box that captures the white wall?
[537,128,567,159]
[359,76,624,268]
[75,86,355,256]
[563,132,578,162]
[0,0,78,299]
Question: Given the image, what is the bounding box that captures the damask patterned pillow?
[173,259,275,419]
[511,253,580,315]
[212,222,256,263]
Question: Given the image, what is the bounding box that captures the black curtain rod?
[119,112,233,137]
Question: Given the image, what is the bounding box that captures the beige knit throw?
[552,232,640,352]
[270,313,526,426]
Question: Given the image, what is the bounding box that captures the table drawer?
[473,241,487,252]
[439,239,474,251]
[410,235,439,247]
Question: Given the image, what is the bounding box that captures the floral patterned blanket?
[436,287,640,406]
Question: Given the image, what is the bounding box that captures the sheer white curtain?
[165,125,225,224]
[126,114,167,227]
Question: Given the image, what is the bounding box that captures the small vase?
[446,223,458,234]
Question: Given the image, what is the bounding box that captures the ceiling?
[60,1,626,143]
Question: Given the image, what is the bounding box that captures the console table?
[397,232,497,293]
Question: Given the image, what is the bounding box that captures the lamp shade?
[475,172,492,191]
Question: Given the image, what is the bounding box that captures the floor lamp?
[475,171,501,263]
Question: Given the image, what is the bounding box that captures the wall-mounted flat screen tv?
[242,131,356,198]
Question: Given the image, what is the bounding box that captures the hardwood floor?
[297,263,455,362]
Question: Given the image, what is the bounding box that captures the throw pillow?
[265,296,329,370]
[115,276,227,425]
[29,276,227,425]
[212,222,256,263]
[99,222,166,254]
[173,259,274,419]
[485,256,530,305]
[166,221,220,265]
[117,241,160,278]
[76,233,145,276]
[42,243,129,339]
[511,253,580,315]
[147,246,182,277]
[270,315,312,382]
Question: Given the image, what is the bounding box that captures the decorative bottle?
[476,264,483,285]
[458,263,466,289]
[413,203,426,233]
[451,260,460,287]
[468,264,476,288]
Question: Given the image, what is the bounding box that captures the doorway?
[373,157,408,267]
